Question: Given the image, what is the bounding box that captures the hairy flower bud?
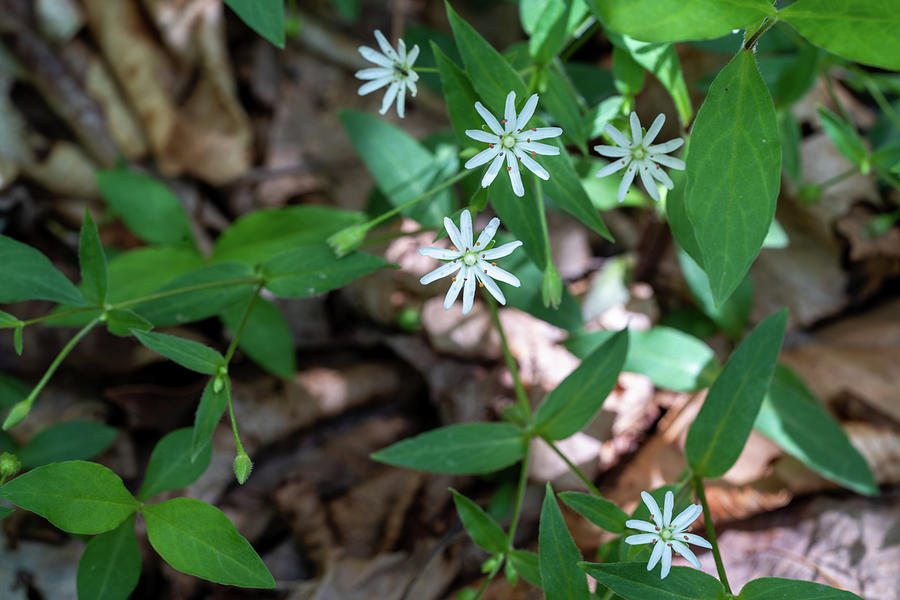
[233,452,253,485]
[0,451,21,478]
[541,262,563,309]
[2,401,30,430]
[327,223,371,257]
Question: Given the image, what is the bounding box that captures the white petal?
[466,129,501,144]
[443,216,465,251]
[594,144,630,158]
[379,81,400,115]
[520,126,563,140]
[640,163,660,202]
[682,533,712,549]
[630,111,643,145]
[407,45,420,66]
[474,217,500,249]
[517,141,559,156]
[671,540,701,569]
[374,30,398,61]
[475,266,506,304]
[359,46,394,68]
[595,159,629,179]
[507,151,524,197]
[465,146,501,169]
[481,240,522,260]
[647,540,665,571]
[515,148,549,180]
[660,545,673,579]
[617,164,637,203]
[482,262,520,286]
[358,76,392,96]
[407,78,418,97]
[644,113,666,146]
[649,162,674,189]
[396,86,406,118]
[641,491,663,526]
[504,91,517,133]
[650,153,686,170]
[462,268,476,314]
[672,504,703,531]
[663,491,674,527]
[460,209,474,249]
[443,272,465,309]
[624,533,659,545]
[648,138,684,154]
[397,38,407,62]
[420,260,461,285]
[604,123,630,148]
[475,102,504,135]
[419,247,460,260]
[515,94,539,130]
[355,67,392,80]
[482,152,506,188]
[625,519,658,534]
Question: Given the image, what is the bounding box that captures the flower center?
[632,145,647,160]
[659,526,674,542]
[462,251,477,266]
[502,134,516,149]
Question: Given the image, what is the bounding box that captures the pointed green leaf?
[614,34,692,124]
[490,179,550,271]
[738,577,863,600]
[523,0,575,65]
[509,549,542,587]
[542,66,588,154]
[559,491,629,534]
[224,0,284,48]
[77,515,141,600]
[105,309,152,337]
[222,298,295,378]
[0,461,138,534]
[143,497,275,588]
[0,235,85,305]
[539,483,590,600]
[13,322,23,356]
[450,489,508,554]
[684,49,781,305]
[138,428,213,502]
[579,562,727,600]
[0,311,19,328]
[132,330,225,375]
[664,140,704,266]
[191,377,228,461]
[263,246,387,298]
[432,42,482,146]
[541,141,614,241]
[18,420,117,469]
[79,209,108,305]
[371,423,525,475]
[535,330,628,441]
[817,107,869,170]
[686,309,787,478]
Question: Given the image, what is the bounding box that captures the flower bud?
[481,555,501,574]
[233,452,253,485]
[2,401,30,430]
[0,452,21,478]
[541,262,563,309]
[504,556,519,585]
[327,223,371,257]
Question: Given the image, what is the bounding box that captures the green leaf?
[664,140,704,266]
[432,42,482,147]
[105,309,152,337]
[490,181,550,271]
[78,209,108,305]
[738,577,864,600]
[542,66,588,155]
[18,420,117,469]
[502,251,583,332]
[191,377,229,462]
[579,562,727,600]
[509,549,542,587]
[522,0,576,65]
[77,515,141,600]
[13,323,23,355]
[371,422,526,475]
[221,298,295,378]
[588,0,775,42]
[0,506,14,520]
[686,309,787,478]
[0,235,85,305]
[541,145,614,241]
[772,44,821,107]
[779,0,900,71]
[0,311,19,328]
[817,106,869,170]
[534,330,628,441]
[539,483,590,600]
[684,49,781,305]
[0,374,26,410]
[614,35,692,124]
[108,246,204,304]
[0,461,138,534]
[224,0,285,48]
[559,491,629,533]
[213,205,365,266]
[143,497,275,588]
[678,249,753,340]
[96,169,194,247]
[445,1,527,114]
[613,46,646,97]
[756,365,877,495]
[263,246,387,298]
[450,488,508,554]
[138,428,213,502]
[132,330,225,375]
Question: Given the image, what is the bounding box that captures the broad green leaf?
[135,262,256,327]
[613,46,646,97]
[0,461,138,534]
[817,107,869,171]
[664,140,704,266]
[534,330,628,441]
[756,365,877,495]
[191,377,229,461]
[0,311,19,328]
[221,298,295,378]
[779,0,900,71]
[143,497,275,588]
[684,49,781,305]
[588,0,774,42]
[585,96,626,139]
[0,235,85,305]
[490,180,549,271]
[450,488,508,554]
[78,209,108,305]
[138,428,213,502]
[18,420,117,469]
[432,42,482,146]
[541,142,614,241]
[738,577,863,600]
[445,1,527,114]
[615,35,692,124]
[263,246,387,298]
[509,549,542,586]
[539,483,590,600]
[105,309,152,337]
[76,515,141,600]
[579,562,727,600]
[502,251,583,332]
[525,0,571,64]
[224,0,284,48]
[96,170,193,247]
[371,422,526,474]
[559,491,629,533]
[214,205,365,265]
[109,246,204,303]
[678,249,753,340]
[686,309,787,478]
[132,330,225,375]
[542,66,588,154]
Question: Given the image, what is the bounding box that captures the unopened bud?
[233,452,253,485]
[327,223,371,257]
[2,401,30,430]
[0,452,20,477]
[541,262,563,309]
[481,555,501,574]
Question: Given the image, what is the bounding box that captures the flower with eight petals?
[355,30,419,118]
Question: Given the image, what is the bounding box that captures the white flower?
[355,30,419,118]
[464,91,563,197]
[624,490,712,579]
[594,112,685,203]
[418,210,522,315]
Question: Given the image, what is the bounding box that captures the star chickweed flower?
[355,30,419,118]
[624,490,711,579]
[464,91,563,197]
[594,112,685,203]
[419,209,522,315]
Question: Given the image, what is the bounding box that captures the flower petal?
[475,266,506,304]
[444,215,465,251]
[483,262,520,286]
[481,240,522,260]
[617,164,637,203]
[507,151,524,197]
[466,129,500,144]
[660,545,673,578]
[671,504,703,531]
[516,94,539,130]
[443,272,465,309]
[604,123,630,148]
[525,126,563,140]
[671,540,701,569]
[594,144,630,158]
[396,87,406,118]
[374,30,398,60]
[358,76,393,96]
[504,91,517,133]
[482,152,506,188]
[418,247,460,260]
[682,533,712,549]
[407,78,418,97]
[648,138,684,154]
[625,519,658,534]
[518,141,559,156]
[465,146,501,169]
[630,111,643,145]
[462,268,476,314]
[397,38,407,62]
[650,153,686,170]
[460,209,474,249]
[624,533,659,546]
[355,67,392,80]
[359,46,394,68]
[379,81,401,115]
[595,159,629,179]
[663,491,674,527]
[640,163,660,202]
[641,491,663,526]
[649,162,674,188]
[644,113,666,146]
[475,217,500,249]
[475,102,504,136]
[421,260,461,285]
[647,539,665,571]
[515,148,549,180]
[407,44,420,66]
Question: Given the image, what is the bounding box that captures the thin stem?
[743,17,777,51]
[367,170,475,230]
[223,376,245,455]
[692,474,731,595]
[506,445,531,547]
[817,167,856,189]
[114,277,262,310]
[546,439,601,496]
[24,316,101,407]
[23,306,98,326]
[224,284,264,364]
[470,562,502,600]
[487,298,530,420]
[534,179,552,267]
[413,66,438,73]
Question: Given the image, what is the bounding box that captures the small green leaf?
[539,483,590,600]
[263,247,387,298]
[664,140,704,266]
[678,249,753,341]
[756,365,877,495]
[523,0,571,64]
[77,515,141,600]
[541,146,614,241]
[432,42,482,147]
[371,423,526,475]
[96,170,194,247]
[534,330,628,441]
[132,330,225,375]
[541,66,588,154]
[779,0,900,71]
[78,209,108,305]
[614,34,692,124]
[108,246,205,304]
[450,488,508,554]
[18,420,117,469]
[686,309,787,479]
[13,322,23,356]
[105,309,152,337]
[684,49,781,305]
[613,46,646,97]
[143,497,275,588]
[224,0,285,48]
[558,491,629,534]
[509,549,542,587]
[0,235,85,305]
[579,562,727,600]
[738,577,863,600]
[191,377,229,462]
[0,311,19,328]
[138,428,213,502]
[0,461,138,534]
[221,298,295,378]
[817,107,869,171]
[490,180,550,271]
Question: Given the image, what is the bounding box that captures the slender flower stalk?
[355,30,419,118]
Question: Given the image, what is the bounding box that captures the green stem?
[506,445,531,548]
[224,284,263,364]
[366,170,475,230]
[413,66,439,73]
[487,298,530,421]
[743,17,777,50]
[471,561,502,600]
[817,167,856,189]
[546,439,601,496]
[22,306,97,327]
[114,277,262,310]
[24,316,101,408]
[223,376,245,455]
[692,474,731,594]
[534,179,552,267]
